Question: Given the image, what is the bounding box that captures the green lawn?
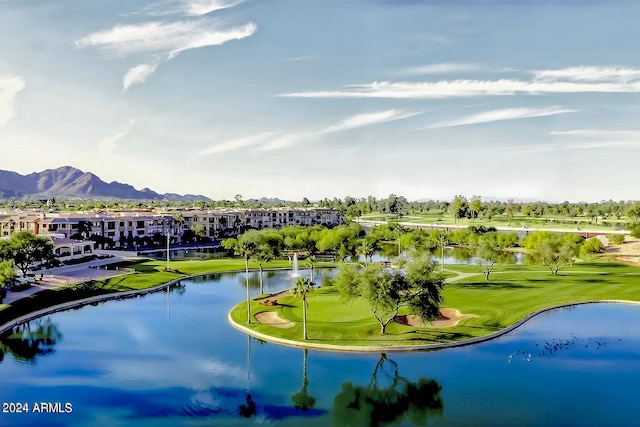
[0,257,329,326]
[230,261,640,347]
[359,211,627,232]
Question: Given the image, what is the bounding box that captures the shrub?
[606,234,625,245]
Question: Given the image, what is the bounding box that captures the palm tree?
[235,240,256,324]
[357,241,375,263]
[290,276,314,340]
[252,246,273,295]
[305,255,318,283]
[436,233,447,273]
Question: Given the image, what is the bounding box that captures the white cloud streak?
[423,106,577,129]
[399,62,479,76]
[323,109,422,133]
[201,110,421,154]
[280,66,640,99]
[0,75,26,129]
[75,20,257,59]
[76,19,256,88]
[144,0,245,17]
[550,129,640,137]
[533,66,640,83]
[122,64,158,92]
[199,132,278,155]
[280,78,640,99]
[99,119,136,154]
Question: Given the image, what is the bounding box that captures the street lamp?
[165,218,171,271]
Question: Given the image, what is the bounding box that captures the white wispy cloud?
[75,20,256,59]
[203,109,421,154]
[99,119,136,154]
[399,62,479,76]
[122,64,158,92]
[323,109,422,133]
[0,75,26,129]
[199,132,278,155]
[550,129,640,137]
[533,66,640,82]
[423,106,577,129]
[284,55,315,62]
[260,109,422,151]
[279,78,640,99]
[76,19,256,88]
[259,132,313,151]
[144,0,245,17]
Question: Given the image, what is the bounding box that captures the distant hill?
[0,166,211,201]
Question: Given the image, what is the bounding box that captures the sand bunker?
[395,308,477,328]
[254,311,294,328]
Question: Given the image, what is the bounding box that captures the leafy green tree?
[505,199,515,225]
[628,224,640,239]
[497,232,520,248]
[7,232,58,277]
[450,195,468,223]
[0,260,16,293]
[469,196,482,222]
[580,237,604,258]
[531,235,579,275]
[475,233,507,280]
[607,234,625,245]
[291,276,314,340]
[333,257,445,334]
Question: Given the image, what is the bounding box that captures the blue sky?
[1,0,639,202]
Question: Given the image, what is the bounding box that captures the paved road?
[2,256,136,305]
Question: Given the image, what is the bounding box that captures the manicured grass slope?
[230,262,640,347]
[0,258,302,326]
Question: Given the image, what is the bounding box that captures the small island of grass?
[228,261,640,352]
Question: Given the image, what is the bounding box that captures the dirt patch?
[254,311,294,328]
[395,308,477,328]
[605,238,640,266]
[256,290,291,306]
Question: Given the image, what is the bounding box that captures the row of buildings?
[0,208,341,262]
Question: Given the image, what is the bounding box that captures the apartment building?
[0,210,178,248]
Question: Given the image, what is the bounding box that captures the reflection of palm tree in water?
[291,348,316,411]
[238,335,257,418]
[333,353,444,427]
[0,318,62,363]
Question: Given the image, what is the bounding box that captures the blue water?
[1,269,638,426]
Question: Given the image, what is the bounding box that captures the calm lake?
[1,269,638,426]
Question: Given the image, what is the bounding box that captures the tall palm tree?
[290,276,314,340]
[235,240,256,324]
[305,255,318,283]
[252,246,273,295]
[436,234,447,273]
[357,241,375,263]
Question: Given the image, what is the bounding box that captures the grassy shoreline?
[0,258,315,328]
[229,261,640,348]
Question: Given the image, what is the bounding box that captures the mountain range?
[0,166,211,201]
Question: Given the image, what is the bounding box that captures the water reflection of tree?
[291,349,316,411]
[238,335,257,418]
[333,353,443,427]
[0,318,62,363]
